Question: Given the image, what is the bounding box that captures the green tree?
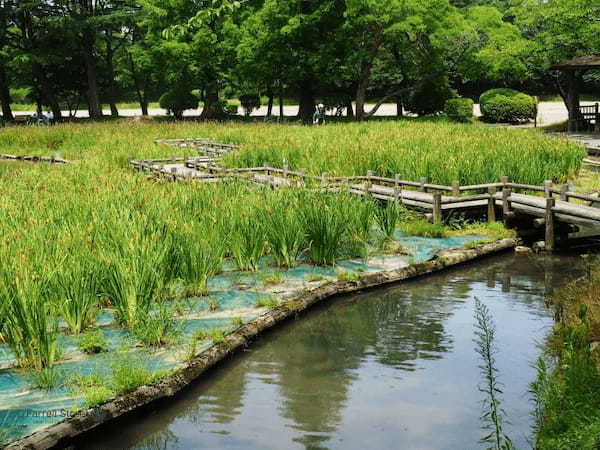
[0,0,14,120]
[238,0,348,123]
[514,0,600,118]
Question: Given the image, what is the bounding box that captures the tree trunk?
[128,54,149,116]
[105,37,119,117]
[82,28,103,119]
[36,66,62,120]
[564,71,582,132]
[140,97,149,116]
[201,87,222,120]
[297,82,315,124]
[279,91,284,118]
[396,98,403,117]
[0,62,14,121]
[346,100,354,118]
[266,91,274,117]
[355,28,384,122]
[109,101,118,117]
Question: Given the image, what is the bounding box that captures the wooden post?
[500,175,509,187]
[545,197,556,251]
[544,180,553,198]
[452,180,460,197]
[433,192,442,224]
[171,154,176,163]
[170,167,177,182]
[420,177,428,193]
[283,162,289,179]
[366,170,374,197]
[487,186,497,223]
[299,169,306,187]
[502,187,512,216]
[321,172,329,186]
[560,184,568,202]
[265,162,271,176]
[595,103,599,132]
[394,174,401,204]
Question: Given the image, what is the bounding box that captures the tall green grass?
[0,119,574,371]
[0,270,59,370]
[532,258,600,449]
[46,261,100,335]
[262,190,306,268]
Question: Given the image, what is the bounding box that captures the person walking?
[313,103,326,125]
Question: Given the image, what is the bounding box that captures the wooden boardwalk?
[132,138,600,250]
[1,153,68,164]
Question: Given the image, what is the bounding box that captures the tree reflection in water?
[81,253,579,450]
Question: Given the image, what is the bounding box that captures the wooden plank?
[460,183,503,192]
[546,197,556,251]
[510,194,600,221]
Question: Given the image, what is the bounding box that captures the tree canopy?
[0,0,597,122]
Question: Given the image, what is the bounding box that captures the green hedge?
[159,89,198,120]
[479,88,537,123]
[444,98,474,123]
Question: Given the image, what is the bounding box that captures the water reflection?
[81,253,579,450]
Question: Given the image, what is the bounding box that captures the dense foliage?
[158,88,199,120]
[445,98,474,123]
[532,257,600,449]
[479,88,537,123]
[1,0,596,122]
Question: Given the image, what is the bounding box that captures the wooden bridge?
[131,138,600,250]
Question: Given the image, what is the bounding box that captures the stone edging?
[7,238,517,450]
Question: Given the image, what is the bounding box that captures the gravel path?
[12,101,590,127]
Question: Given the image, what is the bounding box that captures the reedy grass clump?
[29,367,62,390]
[300,192,377,264]
[172,230,224,296]
[229,210,266,272]
[78,329,108,354]
[399,219,447,238]
[255,296,278,309]
[0,269,59,371]
[262,190,306,268]
[375,202,404,240]
[46,262,100,335]
[132,299,180,347]
[99,217,173,329]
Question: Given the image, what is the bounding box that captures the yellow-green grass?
[0,119,576,373]
[0,119,584,185]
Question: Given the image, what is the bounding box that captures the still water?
[82,253,578,450]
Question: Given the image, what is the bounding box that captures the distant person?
[39,111,49,126]
[313,104,326,125]
[47,110,54,125]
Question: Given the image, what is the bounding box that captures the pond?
[81,253,578,450]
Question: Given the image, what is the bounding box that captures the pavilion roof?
[551,55,600,70]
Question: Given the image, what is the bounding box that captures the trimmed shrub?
[159,88,198,120]
[445,98,474,123]
[239,94,261,116]
[479,88,537,123]
[405,78,456,116]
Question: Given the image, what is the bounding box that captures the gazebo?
[551,55,600,132]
